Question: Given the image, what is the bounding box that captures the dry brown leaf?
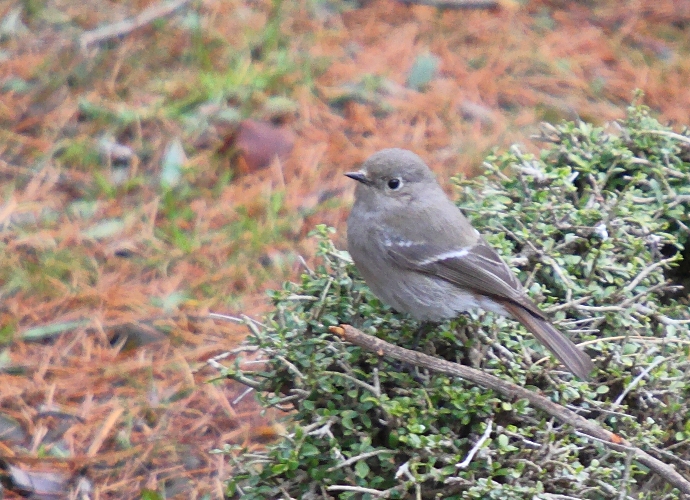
[232,119,295,175]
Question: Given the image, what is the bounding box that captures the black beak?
[345,171,369,184]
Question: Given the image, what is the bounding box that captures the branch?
[639,129,690,147]
[456,418,493,469]
[330,324,690,495]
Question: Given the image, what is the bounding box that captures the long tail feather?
[502,302,594,380]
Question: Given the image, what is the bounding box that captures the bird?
[345,148,594,379]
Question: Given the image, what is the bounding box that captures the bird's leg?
[407,322,437,383]
[452,313,472,345]
[382,322,438,384]
[409,321,439,351]
[451,313,484,369]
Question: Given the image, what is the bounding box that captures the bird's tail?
[502,303,594,380]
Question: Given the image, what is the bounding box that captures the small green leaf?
[271,463,289,474]
[341,411,356,430]
[140,489,164,500]
[355,460,370,478]
[300,443,320,457]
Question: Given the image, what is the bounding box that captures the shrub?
[217,101,690,499]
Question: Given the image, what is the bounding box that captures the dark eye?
[387,178,402,190]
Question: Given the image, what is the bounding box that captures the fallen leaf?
[8,464,69,499]
[406,53,440,91]
[232,119,294,174]
[82,218,125,240]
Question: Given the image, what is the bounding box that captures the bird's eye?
[387,178,402,190]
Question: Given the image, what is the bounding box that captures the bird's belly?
[368,269,509,322]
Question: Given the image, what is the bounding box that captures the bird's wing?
[385,239,547,320]
[385,237,593,379]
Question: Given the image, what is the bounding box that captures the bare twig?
[276,355,306,380]
[577,280,670,313]
[220,372,262,390]
[322,370,380,397]
[326,485,388,496]
[618,451,635,500]
[327,449,392,472]
[80,0,194,51]
[202,345,261,369]
[457,419,493,469]
[232,387,255,405]
[639,129,690,147]
[622,257,676,294]
[655,315,690,326]
[612,356,674,407]
[330,324,690,494]
[207,313,244,323]
[544,295,592,313]
[242,314,266,333]
[285,295,319,302]
[298,255,315,277]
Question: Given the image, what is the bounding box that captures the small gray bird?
[345,148,594,379]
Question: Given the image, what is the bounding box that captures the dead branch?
[330,324,690,495]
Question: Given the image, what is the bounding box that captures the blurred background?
[1,0,690,497]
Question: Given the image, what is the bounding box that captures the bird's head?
[345,149,439,205]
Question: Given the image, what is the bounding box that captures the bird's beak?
[344,170,370,184]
